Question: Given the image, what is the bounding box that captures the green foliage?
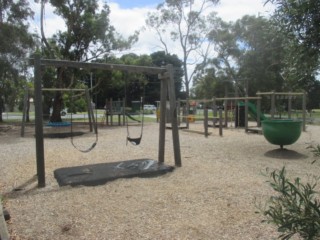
[261,167,320,239]
[0,0,35,121]
[204,15,288,98]
[307,144,320,164]
[266,0,320,108]
[40,0,139,121]
[266,0,320,54]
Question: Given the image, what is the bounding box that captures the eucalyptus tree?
[39,0,138,122]
[198,15,288,99]
[146,0,219,98]
[0,0,35,122]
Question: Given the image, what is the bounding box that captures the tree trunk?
[49,92,63,122]
[26,97,30,122]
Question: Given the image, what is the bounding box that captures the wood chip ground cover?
[1,123,319,240]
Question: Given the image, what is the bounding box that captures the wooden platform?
[246,127,262,134]
[54,159,174,187]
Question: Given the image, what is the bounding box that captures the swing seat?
[127,137,142,145]
[47,121,71,127]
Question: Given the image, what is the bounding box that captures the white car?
[143,105,157,111]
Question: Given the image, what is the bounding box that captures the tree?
[198,15,288,99]
[94,52,183,108]
[37,0,138,122]
[266,0,320,109]
[150,51,183,101]
[266,0,320,56]
[0,0,35,122]
[146,0,219,98]
[39,0,138,122]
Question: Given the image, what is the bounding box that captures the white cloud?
[109,3,161,55]
[108,0,275,56]
[29,0,275,56]
[215,0,274,22]
[29,2,66,38]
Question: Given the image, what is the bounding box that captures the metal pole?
[34,54,45,188]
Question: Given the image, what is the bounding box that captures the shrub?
[308,144,320,162]
[260,167,320,240]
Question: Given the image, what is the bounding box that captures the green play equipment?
[238,101,267,121]
[262,119,302,149]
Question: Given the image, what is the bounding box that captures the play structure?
[178,91,307,147]
[30,55,181,187]
[176,99,223,137]
[104,98,126,126]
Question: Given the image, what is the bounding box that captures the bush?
[260,167,320,240]
[308,144,320,160]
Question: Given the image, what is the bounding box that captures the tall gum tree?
[146,0,219,98]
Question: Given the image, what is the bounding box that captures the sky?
[31,0,275,57]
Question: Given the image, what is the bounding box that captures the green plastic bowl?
[262,119,302,148]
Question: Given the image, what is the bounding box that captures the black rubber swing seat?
[127,137,141,145]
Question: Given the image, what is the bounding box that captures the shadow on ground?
[264,148,309,160]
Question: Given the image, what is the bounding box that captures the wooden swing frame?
[31,54,182,187]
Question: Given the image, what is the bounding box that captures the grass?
[2,109,320,125]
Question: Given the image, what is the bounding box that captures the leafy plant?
[308,144,320,160]
[260,167,320,240]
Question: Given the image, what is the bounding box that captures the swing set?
[31,55,182,187]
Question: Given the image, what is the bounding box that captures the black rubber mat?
[54,159,174,187]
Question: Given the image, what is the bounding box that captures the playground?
[1,121,320,239]
[1,57,320,239]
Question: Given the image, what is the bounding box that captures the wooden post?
[20,87,28,137]
[166,64,181,167]
[271,91,275,119]
[85,89,93,132]
[105,98,109,126]
[34,54,45,188]
[219,109,223,136]
[257,97,261,127]
[212,97,217,127]
[122,98,125,125]
[177,99,181,126]
[204,103,208,138]
[224,98,228,128]
[110,98,113,126]
[288,93,292,119]
[158,74,167,164]
[302,92,306,131]
[245,97,248,132]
